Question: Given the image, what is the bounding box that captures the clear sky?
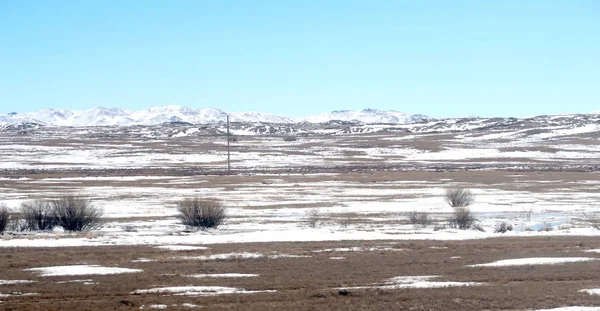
[1,1,598,118]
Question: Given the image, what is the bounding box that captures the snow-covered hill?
[299,108,428,124]
[0,106,426,127]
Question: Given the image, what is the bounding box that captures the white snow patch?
[186,273,258,278]
[155,245,208,251]
[56,279,96,285]
[329,257,346,260]
[581,288,600,296]
[0,280,37,285]
[341,275,483,290]
[535,307,600,311]
[179,252,264,261]
[181,303,200,308]
[468,257,597,267]
[25,264,143,276]
[132,286,276,296]
[132,258,156,263]
[267,254,312,259]
[313,246,403,253]
[0,292,39,297]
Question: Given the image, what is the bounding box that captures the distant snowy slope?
[2,108,135,126]
[0,113,46,126]
[129,106,229,125]
[26,108,74,126]
[230,112,294,123]
[300,108,427,124]
[1,106,428,126]
[72,108,134,126]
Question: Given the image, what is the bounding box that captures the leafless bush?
[51,195,104,231]
[0,204,10,234]
[538,222,554,232]
[19,200,57,231]
[582,211,600,230]
[306,208,322,228]
[176,198,226,229]
[494,221,513,233]
[522,205,534,221]
[445,188,474,208]
[473,223,485,232]
[283,136,297,142]
[449,206,476,230]
[336,208,352,230]
[444,188,476,230]
[123,225,138,232]
[408,210,432,227]
[8,218,28,232]
[433,223,448,231]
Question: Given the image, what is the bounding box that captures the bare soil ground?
[2,237,600,310]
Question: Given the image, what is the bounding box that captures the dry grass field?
[3,237,600,310]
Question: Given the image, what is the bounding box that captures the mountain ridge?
[0,106,427,127]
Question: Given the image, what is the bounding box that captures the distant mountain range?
[0,106,428,127]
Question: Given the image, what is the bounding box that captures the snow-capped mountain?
[0,106,427,127]
[0,114,44,126]
[129,106,229,125]
[299,108,428,124]
[229,112,294,123]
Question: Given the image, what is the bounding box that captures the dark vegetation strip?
[3,164,600,178]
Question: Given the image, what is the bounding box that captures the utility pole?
[226,115,231,173]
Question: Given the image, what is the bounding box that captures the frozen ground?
[1,125,600,248]
[1,174,600,247]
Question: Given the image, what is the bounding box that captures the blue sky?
[1,1,598,118]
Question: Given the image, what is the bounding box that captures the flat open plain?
[2,121,600,310]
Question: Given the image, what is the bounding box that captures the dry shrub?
[449,206,476,230]
[433,223,448,231]
[472,222,485,232]
[0,204,10,234]
[582,211,600,230]
[306,208,322,228]
[336,208,353,230]
[51,195,104,231]
[494,221,513,233]
[444,188,474,208]
[538,222,554,232]
[8,217,28,232]
[445,188,476,230]
[20,200,57,231]
[408,210,432,227]
[228,136,238,143]
[522,205,534,221]
[176,198,226,229]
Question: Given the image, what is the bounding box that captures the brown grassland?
[2,237,600,310]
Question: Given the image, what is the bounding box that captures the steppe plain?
[2,116,600,310]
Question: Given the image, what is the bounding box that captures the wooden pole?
[227,115,231,173]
